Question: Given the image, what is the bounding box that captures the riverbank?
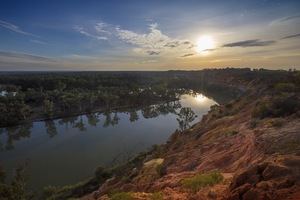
[78,81,300,200]
[47,71,300,200]
[0,99,166,128]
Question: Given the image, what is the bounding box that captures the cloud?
[74,21,195,58]
[203,48,216,52]
[31,39,48,45]
[181,53,194,57]
[116,23,193,56]
[0,20,39,37]
[222,39,276,47]
[281,33,300,39]
[74,25,108,40]
[277,14,300,22]
[270,14,300,26]
[0,50,57,62]
[146,51,160,55]
[94,22,111,35]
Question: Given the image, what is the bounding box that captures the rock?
[243,188,268,200]
[227,192,240,200]
[276,178,295,189]
[262,164,291,180]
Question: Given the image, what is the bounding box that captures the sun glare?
[196,35,215,54]
[195,94,207,102]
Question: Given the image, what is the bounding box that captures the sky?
[0,0,299,71]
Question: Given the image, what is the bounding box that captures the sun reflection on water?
[195,94,207,102]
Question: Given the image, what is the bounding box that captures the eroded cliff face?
[82,81,300,200]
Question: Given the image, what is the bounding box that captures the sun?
[196,35,215,54]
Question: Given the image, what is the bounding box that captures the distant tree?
[43,100,55,118]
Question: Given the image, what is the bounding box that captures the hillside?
[48,70,300,200]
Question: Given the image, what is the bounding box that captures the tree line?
[0,69,296,127]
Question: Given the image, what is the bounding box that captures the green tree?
[176,107,197,130]
[0,163,34,200]
[43,100,55,118]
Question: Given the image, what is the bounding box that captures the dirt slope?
[81,88,300,200]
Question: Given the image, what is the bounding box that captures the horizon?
[1,0,300,71]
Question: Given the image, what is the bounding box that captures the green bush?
[181,171,223,193]
[43,185,58,198]
[224,129,238,136]
[95,166,112,180]
[251,103,270,118]
[251,95,299,119]
[111,192,135,200]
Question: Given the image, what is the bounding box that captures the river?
[0,93,217,191]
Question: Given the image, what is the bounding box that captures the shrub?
[111,192,135,200]
[251,103,270,118]
[156,163,167,177]
[269,119,284,127]
[181,171,223,193]
[252,95,299,119]
[249,120,258,129]
[150,192,163,200]
[95,166,111,180]
[224,129,238,136]
[43,185,58,198]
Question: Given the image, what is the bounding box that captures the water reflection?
[0,93,215,152]
[0,93,218,190]
[0,123,33,151]
[86,113,100,127]
[45,120,57,138]
[128,109,139,122]
[73,116,87,132]
[195,94,207,102]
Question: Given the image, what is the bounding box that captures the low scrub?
[251,95,299,119]
[181,171,223,193]
[269,119,284,127]
[150,192,163,200]
[110,192,135,200]
[224,129,238,136]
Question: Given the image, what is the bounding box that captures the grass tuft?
[181,171,223,193]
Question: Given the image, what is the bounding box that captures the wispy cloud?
[94,22,111,35]
[73,21,195,57]
[31,39,48,45]
[0,50,57,62]
[181,53,194,58]
[270,14,300,26]
[116,23,194,56]
[281,33,300,39]
[0,20,39,37]
[222,39,276,47]
[74,25,108,40]
[277,14,300,22]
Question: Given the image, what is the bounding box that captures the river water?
[0,93,217,190]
